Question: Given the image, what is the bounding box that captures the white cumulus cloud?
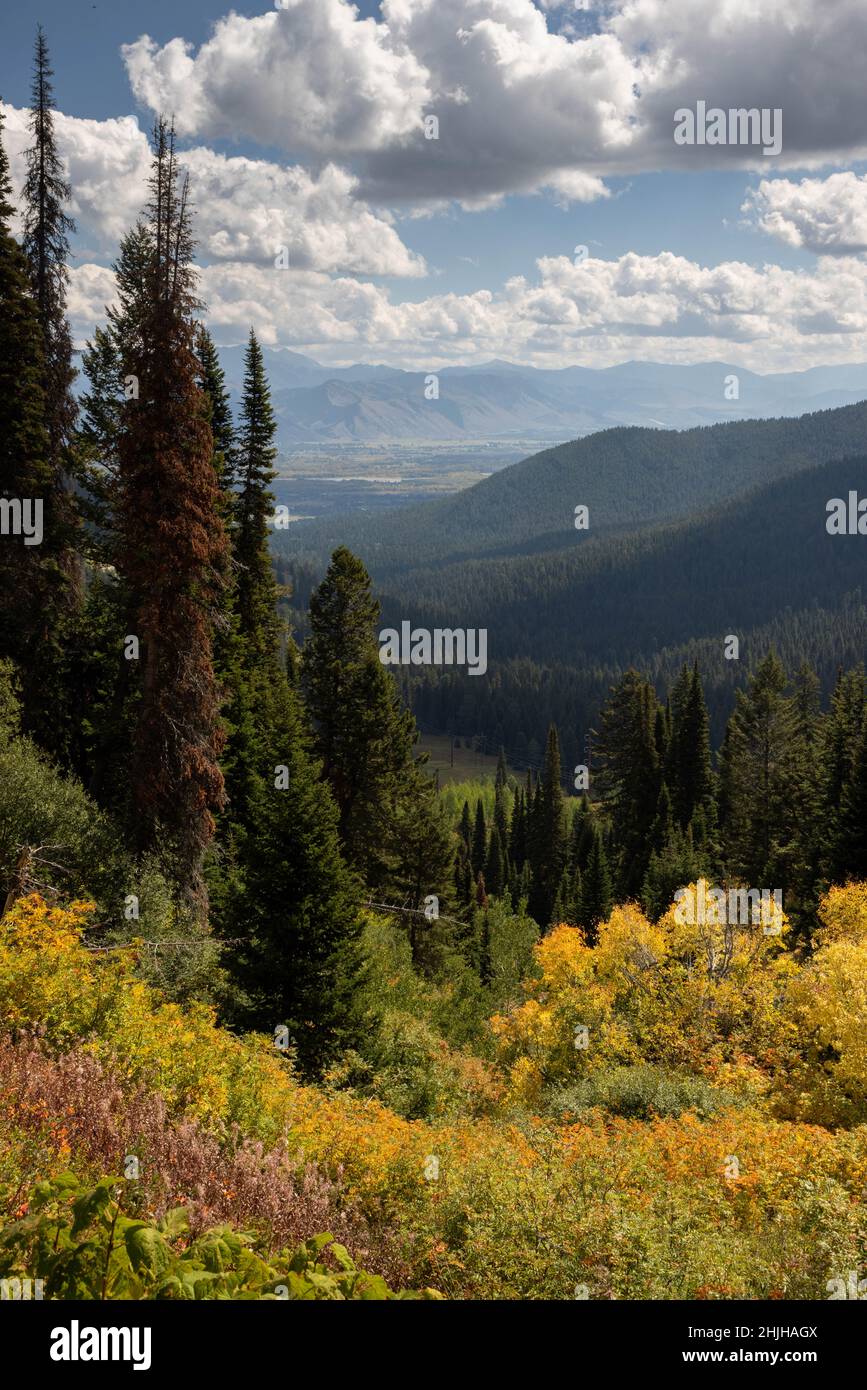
[744,172,867,256]
[121,0,867,208]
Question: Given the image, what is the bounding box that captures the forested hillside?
[278,399,867,568]
[377,456,867,754]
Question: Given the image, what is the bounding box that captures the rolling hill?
[277,399,867,571]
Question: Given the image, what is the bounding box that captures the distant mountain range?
[214,345,867,447]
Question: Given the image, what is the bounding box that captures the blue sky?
[2,1,866,370]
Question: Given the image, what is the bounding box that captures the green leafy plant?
[0,1173,440,1301]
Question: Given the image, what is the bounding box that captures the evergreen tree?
[301,546,430,892]
[77,325,125,562]
[834,711,867,882]
[22,27,77,459]
[718,652,798,887]
[495,747,508,791]
[21,25,81,638]
[576,826,613,943]
[649,781,675,855]
[475,872,488,910]
[193,326,267,853]
[234,329,280,665]
[528,724,568,928]
[569,793,595,872]
[389,781,454,921]
[484,826,505,897]
[72,226,153,803]
[118,119,229,914]
[454,840,473,909]
[640,823,708,922]
[0,107,59,743]
[493,777,510,848]
[458,799,473,850]
[509,786,527,873]
[668,662,713,831]
[196,326,236,499]
[226,696,364,1075]
[594,670,661,896]
[471,799,488,879]
[822,667,866,882]
[784,662,824,929]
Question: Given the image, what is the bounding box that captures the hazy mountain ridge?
[213,347,867,447]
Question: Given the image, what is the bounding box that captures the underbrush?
[2,891,867,1299]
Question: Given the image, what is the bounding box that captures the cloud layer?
[66,248,867,373]
[0,102,425,277]
[122,0,867,207]
[9,1,867,376]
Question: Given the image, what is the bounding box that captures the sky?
[2,0,867,371]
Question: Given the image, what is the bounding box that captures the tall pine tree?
[528,724,567,927]
[118,120,229,914]
[0,107,57,736]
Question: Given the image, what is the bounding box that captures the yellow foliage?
[813,880,867,948]
[4,889,867,1297]
[492,887,797,1091]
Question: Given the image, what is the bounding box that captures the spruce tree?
[301,546,430,892]
[509,786,527,873]
[0,107,57,736]
[718,652,798,887]
[227,694,364,1075]
[834,711,867,882]
[785,662,824,927]
[569,793,595,872]
[528,724,568,927]
[471,798,488,879]
[668,662,713,832]
[389,780,454,919]
[235,328,280,665]
[493,778,509,842]
[118,120,229,914]
[454,840,473,908]
[22,27,77,456]
[73,225,153,803]
[822,667,866,882]
[495,747,508,791]
[594,670,661,896]
[577,826,613,943]
[484,826,505,897]
[196,326,236,499]
[22,25,81,631]
[475,872,489,910]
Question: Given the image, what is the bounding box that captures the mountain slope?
[377,454,867,669]
[278,399,867,570]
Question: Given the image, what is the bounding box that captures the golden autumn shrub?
[3,888,867,1299]
[491,887,794,1103]
[0,895,295,1142]
[773,883,867,1126]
